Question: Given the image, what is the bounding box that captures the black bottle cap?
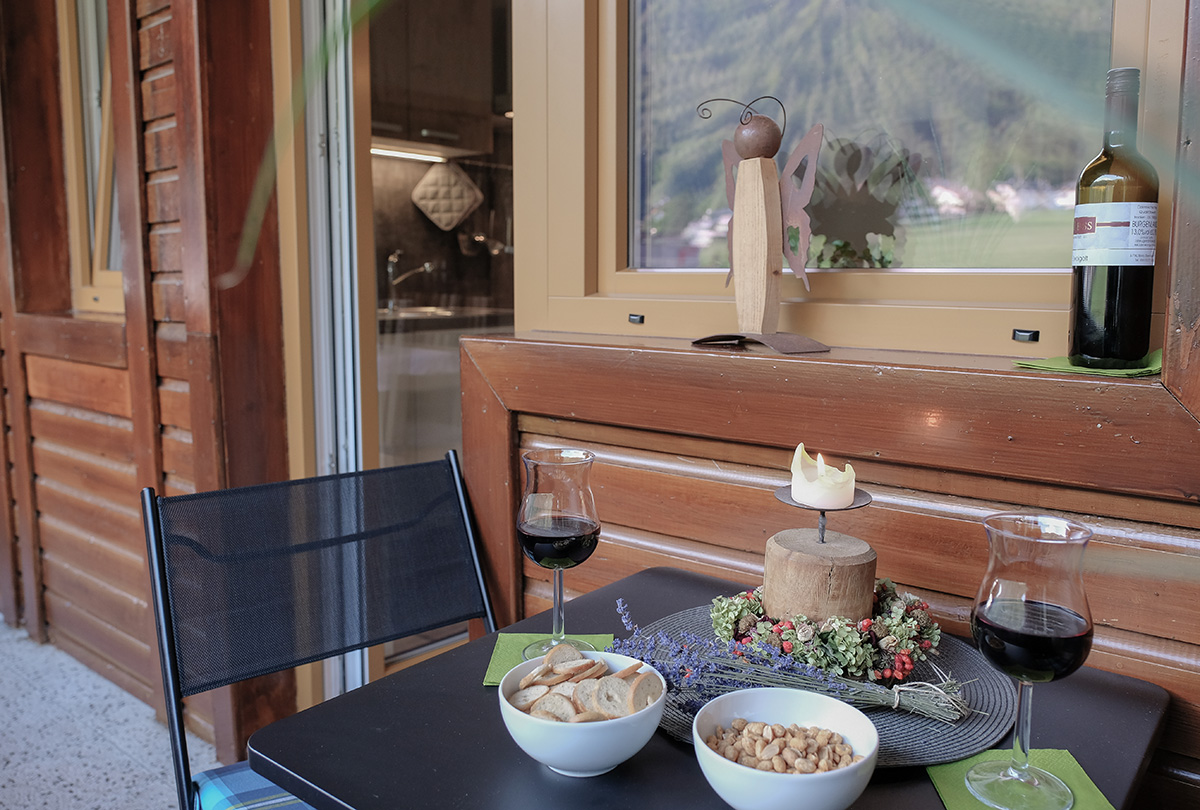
[1107,67,1140,96]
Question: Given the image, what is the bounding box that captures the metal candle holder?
[773,486,873,542]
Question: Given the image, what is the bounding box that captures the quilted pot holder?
[411,162,484,231]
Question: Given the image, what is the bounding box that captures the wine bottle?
[1069,67,1159,368]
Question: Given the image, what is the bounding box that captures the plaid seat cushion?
[193,761,315,810]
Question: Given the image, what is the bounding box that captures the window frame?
[57,0,124,315]
[512,0,1186,356]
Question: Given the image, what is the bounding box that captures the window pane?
[629,0,1113,272]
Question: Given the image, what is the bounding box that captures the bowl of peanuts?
[498,644,667,777]
[692,687,879,810]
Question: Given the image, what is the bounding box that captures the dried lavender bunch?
[608,599,970,724]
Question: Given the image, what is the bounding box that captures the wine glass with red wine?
[518,448,601,660]
[966,512,1094,810]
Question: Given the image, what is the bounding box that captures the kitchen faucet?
[384,250,440,312]
[390,261,436,286]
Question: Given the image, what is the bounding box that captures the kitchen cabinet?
[369,0,494,157]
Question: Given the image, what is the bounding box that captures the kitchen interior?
[370,0,514,668]
[370,0,514,472]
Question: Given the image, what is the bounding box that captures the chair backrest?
[142,450,495,810]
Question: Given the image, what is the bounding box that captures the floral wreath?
[710,578,942,686]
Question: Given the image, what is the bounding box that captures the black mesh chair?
[141,450,496,810]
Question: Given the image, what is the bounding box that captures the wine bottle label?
[1072,202,1157,266]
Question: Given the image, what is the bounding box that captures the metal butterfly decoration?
[699,96,823,292]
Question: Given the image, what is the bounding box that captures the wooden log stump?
[762,528,877,623]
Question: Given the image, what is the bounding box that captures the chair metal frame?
[142,450,495,810]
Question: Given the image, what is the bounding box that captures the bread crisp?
[568,661,608,683]
[627,671,663,713]
[552,659,596,677]
[593,675,632,719]
[573,677,600,713]
[519,663,551,690]
[544,643,584,669]
[530,692,578,722]
[506,650,662,723]
[510,684,550,712]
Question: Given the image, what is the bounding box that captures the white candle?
[790,443,855,509]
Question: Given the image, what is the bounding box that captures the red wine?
[517,516,600,569]
[972,599,1093,683]
[1069,67,1158,369]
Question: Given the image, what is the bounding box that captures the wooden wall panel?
[35,479,143,556]
[41,555,145,646]
[160,426,193,477]
[30,440,138,511]
[157,378,190,430]
[13,315,126,369]
[25,357,131,418]
[144,170,180,223]
[1,0,288,764]
[141,65,175,121]
[39,516,145,596]
[144,118,177,172]
[28,400,134,463]
[137,7,172,70]
[152,272,184,320]
[461,333,1200,806]
[48,607,154,705]
[43,588,155,688]
[155,321,188,378]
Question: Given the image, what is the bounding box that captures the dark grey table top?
[249,567,1168,810]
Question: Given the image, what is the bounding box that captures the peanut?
[714,717,862,775]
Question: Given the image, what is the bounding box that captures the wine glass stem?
[551,567,566,643]
[1009,680,1035,780]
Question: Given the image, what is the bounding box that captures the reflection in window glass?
[629,0,1113,272]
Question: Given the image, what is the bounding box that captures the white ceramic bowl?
[498,650,667,777]
[692,688,879,810]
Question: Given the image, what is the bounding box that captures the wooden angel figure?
[700,96,822,334]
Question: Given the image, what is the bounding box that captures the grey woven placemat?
[642,605,1016,768]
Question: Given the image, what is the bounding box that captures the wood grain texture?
[12,314,126,368]
[157,377,191,430]
[28,399,134,462]
[460,340,522,627]
[1164,0,1200,423]
[144,170,180,223]
[151,271,184,319]
[49,625,155,707]
[0,0,72,314]
[137,7,173,71]
[141,65,176,121]
[731,157,782,334]
[167,0,292,761]
[143,117,177,173]
[762,529,877,623]
[30,439,138,513]
[464,336,1200,501]
[459,332,1200,780]
[26,357,132,418]
[154,321,188,378]
[35,478,143,556]
[521,415,1200,531]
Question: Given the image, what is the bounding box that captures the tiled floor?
[0,617,219,810]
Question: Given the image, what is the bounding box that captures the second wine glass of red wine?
[518,448,601,660]
[966,512,1094,810]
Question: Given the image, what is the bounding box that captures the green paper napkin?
[483,633,615,685]
[927,749,1115,810]
[1014,349,1161,377]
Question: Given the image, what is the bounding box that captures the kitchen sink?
[378,306,456,319]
